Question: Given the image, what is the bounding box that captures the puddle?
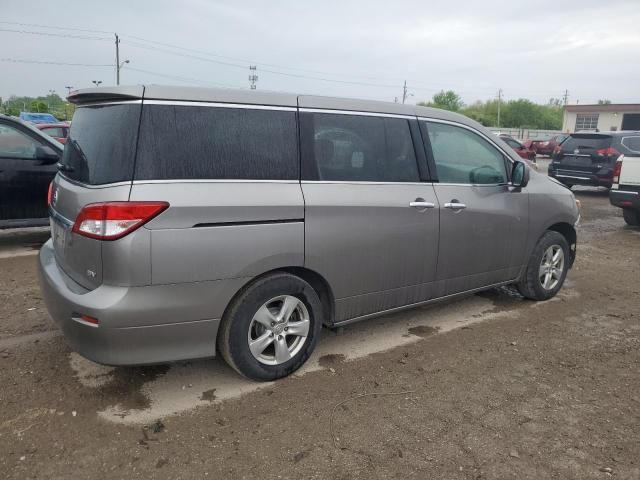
[318,353,346,367]
[89,289,526,424]
[408,325,439,337]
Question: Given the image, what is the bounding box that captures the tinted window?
[561,134,611,151]
[300,113,419,182]
[60,104,141,185]
[0,124,39,159]
[135,105,298,180]
[425,122,507,184]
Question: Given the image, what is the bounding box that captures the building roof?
[565,104,640,113]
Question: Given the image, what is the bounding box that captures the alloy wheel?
[247,295,310,365]
[539,245,564,290]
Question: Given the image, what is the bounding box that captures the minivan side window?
[300,113,420,182]
[135,105,298,181]
[424,122,507,185]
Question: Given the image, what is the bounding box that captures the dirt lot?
[1,168,639,479]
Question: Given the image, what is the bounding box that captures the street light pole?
[117,59,130,85]
[92,80,103,87]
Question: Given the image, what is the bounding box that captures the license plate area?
[563,156,592,167]
[51,216,69,252]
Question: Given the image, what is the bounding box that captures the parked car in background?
[610,148,640,226]
[39,85,579,381]
[548,132,640,189]
[499,134,537,163]
[19,112,60,124]
[0,114,63,228]
[524,134,567,156]
[36,123,70,144]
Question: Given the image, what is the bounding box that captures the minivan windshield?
[59,103,141,185]
[562,134,611,151]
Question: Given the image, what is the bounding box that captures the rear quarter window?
[135,105,298,180]
[60,104,141,185]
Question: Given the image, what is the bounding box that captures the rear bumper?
[38,240,246,366]
[548,166,612,188]
[610,187,640,211]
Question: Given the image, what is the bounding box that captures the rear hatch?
[556,134,616,177]
[49,89,143,289]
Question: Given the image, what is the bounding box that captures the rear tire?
[517,231,570,301]
[623,208,640,226]
[218,272,323,381]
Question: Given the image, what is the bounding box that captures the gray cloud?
[2,0,639,105]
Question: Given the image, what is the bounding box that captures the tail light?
[72,202,169,240]
[596,147,620,157]
[47,182,54,207]
[612,156,624,184]
[553,145,562,156]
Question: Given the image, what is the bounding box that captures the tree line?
[418,90,564,130]
[1,93,75,120]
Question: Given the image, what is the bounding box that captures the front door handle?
[444,201,467,210]
[409,199,436,209]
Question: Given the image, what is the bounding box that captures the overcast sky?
[2,0,639,106]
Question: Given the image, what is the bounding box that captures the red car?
[499,135,537,163]
[35,123,69,144]
[524,134,567,156]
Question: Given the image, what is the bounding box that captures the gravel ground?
[0,171,639,479]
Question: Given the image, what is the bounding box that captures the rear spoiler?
[67,85,144,105]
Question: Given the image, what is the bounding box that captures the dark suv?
[548,132,640,189]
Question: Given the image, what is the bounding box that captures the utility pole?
[115,33,120,85]
[562,89,569,106]
[115,33,123,86]
[496,88,503,128]
[248,65,258,90]
[401,81,413,104]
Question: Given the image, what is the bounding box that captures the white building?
[562,104,640,133]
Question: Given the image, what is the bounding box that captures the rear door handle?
[409,199,436,209]
[444,202,467,210]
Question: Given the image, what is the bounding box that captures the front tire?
[218,273,323,381]
[517,231,570,301]
[622,208,640,226]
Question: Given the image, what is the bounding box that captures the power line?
[0,58,113,67]
[0,27,110,41]
[122,39,403,88]
[0,20,112,35]
[0,21,410,84]
[124,66,242,88]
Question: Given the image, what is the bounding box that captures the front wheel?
[622,208,640,226]
[517,231,570,301]
[217,273,323,381]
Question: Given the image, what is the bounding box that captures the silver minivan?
[38,86,579,380]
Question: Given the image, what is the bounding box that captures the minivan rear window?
[135,105,298,180]
[562,134,611,151]
[59,104,141,185]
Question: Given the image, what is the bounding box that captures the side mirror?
[511,161,530,188]
[35,145,60,164]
